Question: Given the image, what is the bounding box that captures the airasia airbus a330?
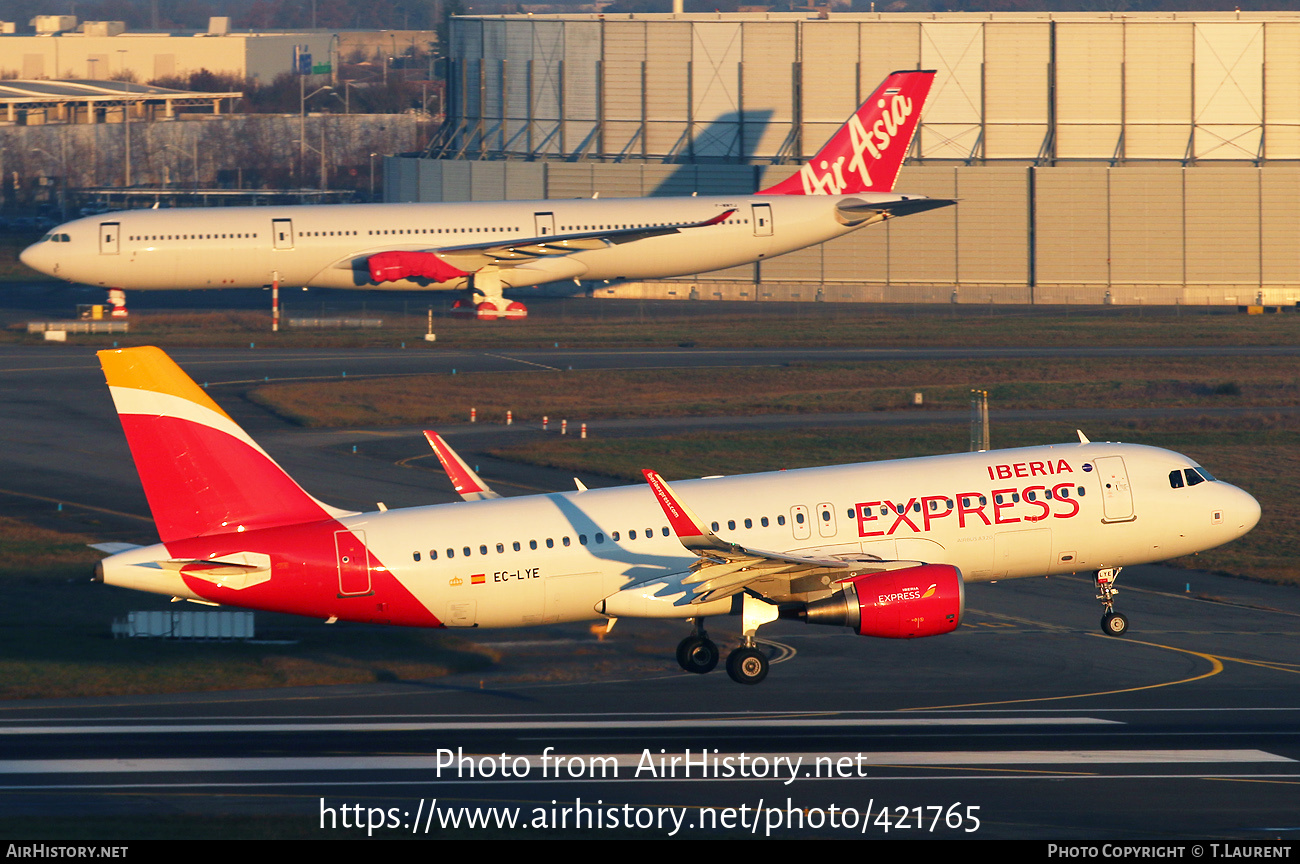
[22,71,951,318]
[93,347,1260,684]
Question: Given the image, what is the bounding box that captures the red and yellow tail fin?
[760,69,936,196]
[99,347,351,543]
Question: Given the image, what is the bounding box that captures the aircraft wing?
[331,209,737,277]
[642,469,923,604]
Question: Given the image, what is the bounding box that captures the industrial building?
[0,17,343,83]
[388,11,1300,306]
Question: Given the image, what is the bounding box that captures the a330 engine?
[797,564,964,638]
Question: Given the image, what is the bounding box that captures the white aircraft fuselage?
[23,69,953,325]
[23,193,907,292]
[100,440,1259,630]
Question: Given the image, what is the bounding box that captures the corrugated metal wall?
[443,13,1300,165]
[421,13,1300,305]
[389,158,1300,304]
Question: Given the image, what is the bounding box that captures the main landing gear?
[449,268,528,320]
[675,594,780,685]
[676,621,719,675]
[1095,567,1129,636]
[725,647,768,685]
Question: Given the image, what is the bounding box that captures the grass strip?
[248,357,1298,428]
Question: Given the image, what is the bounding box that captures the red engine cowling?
[368,251,469,285]
[802,564,964,638]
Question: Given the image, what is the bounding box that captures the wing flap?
[642,469,931,604]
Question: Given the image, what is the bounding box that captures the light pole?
[118,50,132,187]
[369,152,378,201]
[29,146,66,219]
[300,85,341,189]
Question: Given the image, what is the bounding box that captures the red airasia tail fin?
[760,69,936,196]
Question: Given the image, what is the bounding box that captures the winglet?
[1077,430,1091,444]
[424,431,501,501]
[642,469,726,553]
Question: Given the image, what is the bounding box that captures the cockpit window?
[1173,467,1217,488]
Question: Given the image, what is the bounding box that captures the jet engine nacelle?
[368,251,469,285]
[800,564,964,638]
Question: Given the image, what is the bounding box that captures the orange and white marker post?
[271,271,280,332]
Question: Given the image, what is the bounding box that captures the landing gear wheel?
[1101,611,1129,637]
[675,636,719,674]
[725,647,769,685]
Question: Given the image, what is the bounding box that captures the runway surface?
[0,344,1297,840]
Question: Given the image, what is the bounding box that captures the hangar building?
[388,12,1300,306]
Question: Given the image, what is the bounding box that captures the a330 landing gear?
[675,620,718,675]
[1095,567,1129,636]
[449,268,528,320]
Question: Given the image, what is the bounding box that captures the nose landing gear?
[1095,567,1129,636]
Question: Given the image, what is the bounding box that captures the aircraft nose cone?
[1238,487,1262,534]
[19,240,51,276]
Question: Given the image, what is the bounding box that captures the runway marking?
[908,638,1225,710]
[479,352,563,372]
[0,749,1286,776]
[0,486,153,523]
[0,717,1119,735]
[1211,655,1300,675]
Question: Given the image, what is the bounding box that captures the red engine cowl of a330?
[368,251,470,285]
[800,564,964,638]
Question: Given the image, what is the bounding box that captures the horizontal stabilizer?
[89,542,142,555]
[835,196,955,226]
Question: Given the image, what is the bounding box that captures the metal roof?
[0,79,240,102]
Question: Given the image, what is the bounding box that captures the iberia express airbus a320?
[93,348,1261,684]
[22,71,952,318]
